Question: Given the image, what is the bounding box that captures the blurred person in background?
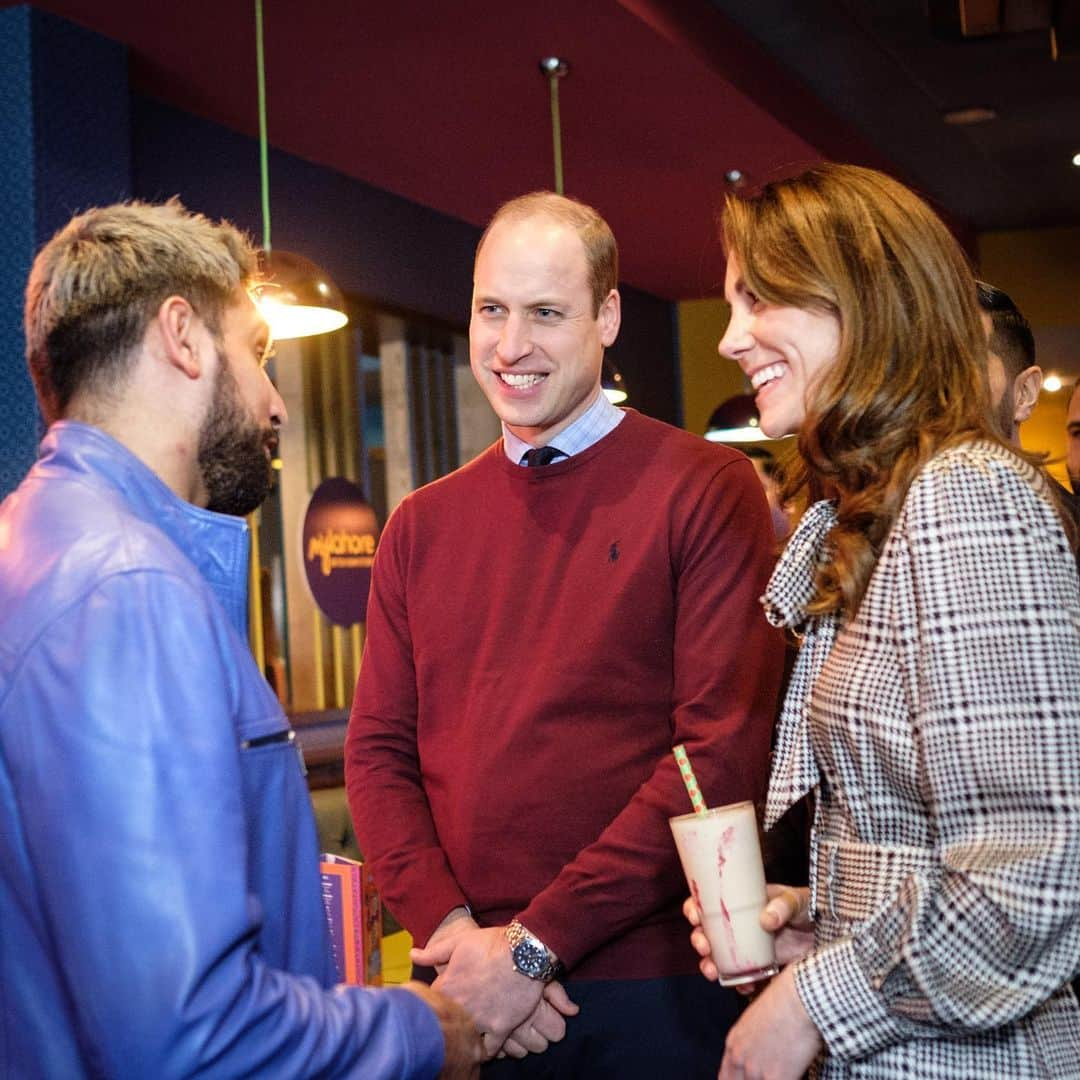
[975,280,1042,444]
[977,282,1079,539]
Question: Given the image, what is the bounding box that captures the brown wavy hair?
[722,163,1017,618]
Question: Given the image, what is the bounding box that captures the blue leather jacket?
[0,423,443,1078]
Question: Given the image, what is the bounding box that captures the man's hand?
[499,980,579,1059]
[718,964,822,1079]
[419,906,480,976]
[399,980,483,1079]
[412,924,576,1060]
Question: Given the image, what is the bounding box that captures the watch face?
[512,939,548,978]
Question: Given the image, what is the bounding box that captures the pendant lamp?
[704,394,769,443]
[602,359,628,404]
[252,0,347,340]
[257,250,348,339]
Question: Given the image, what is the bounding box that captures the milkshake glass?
[670,800,777,987]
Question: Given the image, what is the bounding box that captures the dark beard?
[197,362,278,517]
[992,385,1016,443]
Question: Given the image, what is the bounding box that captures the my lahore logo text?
[307,530,377,576]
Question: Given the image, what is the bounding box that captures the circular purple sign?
[301,477,380,627]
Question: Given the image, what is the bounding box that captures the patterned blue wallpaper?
[0,6,130,500]
[0,7,38,499]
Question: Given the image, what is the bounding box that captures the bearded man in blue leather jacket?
[0,200,481,1078]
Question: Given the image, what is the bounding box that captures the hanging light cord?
[549,72,564,196]
[255,0,272,251]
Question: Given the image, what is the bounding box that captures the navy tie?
[522,446,563,467]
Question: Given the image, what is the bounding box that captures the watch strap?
[506,919,563,982]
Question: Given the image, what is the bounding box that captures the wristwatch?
[506,919,563,982]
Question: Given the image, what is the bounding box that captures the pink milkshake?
[670,800,778,987]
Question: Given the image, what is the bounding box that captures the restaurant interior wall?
[130,95,683,429]
[0,8,685,503]
[0,6,695,775]
[678,297,742,439]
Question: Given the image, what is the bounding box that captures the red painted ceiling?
[11,0,893,301]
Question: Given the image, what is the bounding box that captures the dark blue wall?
[0,7,36,500]
[32,10,131,245]
[0,7,130,497]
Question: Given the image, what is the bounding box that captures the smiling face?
[718,252,841,439]
[469,214,620,446]
[196,289,287,515]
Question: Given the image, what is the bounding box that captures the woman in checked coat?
[688,163,1080,1078]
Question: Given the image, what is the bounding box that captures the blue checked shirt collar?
[502,388,624,465]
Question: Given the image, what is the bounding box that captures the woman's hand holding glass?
[685,884,822,1078]
[683,884,814,994]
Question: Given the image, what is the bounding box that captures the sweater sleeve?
[517,456,785,968]
[7,571,444,1079]
[794,456,1080,1061]
[346,503,472,945]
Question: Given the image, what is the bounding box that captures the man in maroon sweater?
[346,192,784,1077]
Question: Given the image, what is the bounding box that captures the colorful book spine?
[320,853,382,986]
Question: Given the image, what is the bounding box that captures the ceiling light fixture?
[602,359,628,404]
[1043,374,1064,393]
[252,0,347,340]
[705,394,770,443]
[1072,152,1080,167]
[942,106,998,125]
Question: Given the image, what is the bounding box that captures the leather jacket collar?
[39,422,251,636]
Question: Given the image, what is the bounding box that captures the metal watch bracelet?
[505,919,563,982]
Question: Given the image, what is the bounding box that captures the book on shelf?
[320,853,382,986]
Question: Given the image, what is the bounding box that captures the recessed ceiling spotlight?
[942,106,998,125]
[1043,374,1064,393]
[724,169,745,184]
[1072,152,1080,167]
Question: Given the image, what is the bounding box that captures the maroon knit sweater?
[346,410,784,979]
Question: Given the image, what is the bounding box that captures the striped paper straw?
[673,744,707,815]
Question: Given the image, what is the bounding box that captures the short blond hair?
[476,191,618,315]
[25,199,256,422]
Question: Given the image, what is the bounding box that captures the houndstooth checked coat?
[764,442,1080,1078]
